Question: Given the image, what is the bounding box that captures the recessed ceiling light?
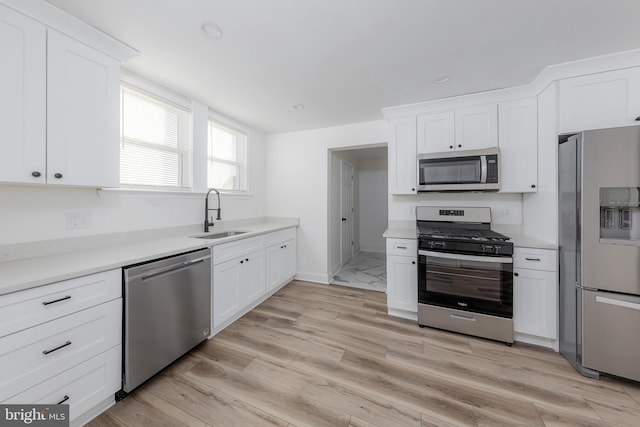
[201,22,223,40]
[293,104,305,110]
[434,74,450,84]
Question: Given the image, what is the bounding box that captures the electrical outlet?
[66,212,91,230]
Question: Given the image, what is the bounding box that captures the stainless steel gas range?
[416,206,514,344]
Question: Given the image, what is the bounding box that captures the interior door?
[341,160,354,265]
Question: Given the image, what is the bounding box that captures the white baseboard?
[295,271,329,284]
[514,332,559,351]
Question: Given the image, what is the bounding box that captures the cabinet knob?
[245,258,249,262]
[54,173,63,179]
[411,188,415,192]
[457,144,462,148]
[240,260,244,264]
[514,272,519,277]
[449,145,453,149]
[412,261,416,265]
[635,116,640,121]
[31,171,41,177]
[531,184,536,188]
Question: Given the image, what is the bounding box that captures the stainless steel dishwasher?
[120,248,211,396]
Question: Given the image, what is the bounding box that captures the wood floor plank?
[244,356,422,427]
[145,372,291,426]
[339,349,545,425]
[88,280,640,427]
[185,358,352,427]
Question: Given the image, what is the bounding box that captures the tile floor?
[331,251,386,292]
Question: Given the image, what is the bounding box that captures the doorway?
[328,145,388,291]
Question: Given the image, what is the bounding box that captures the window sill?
[97,187,254,199]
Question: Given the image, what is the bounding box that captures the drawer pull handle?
[57,395,70,405]
[450,313,476,322]
[525,257,541,261]
[43,341,72,355]
[42,295,71,306]
[397,246,407,249]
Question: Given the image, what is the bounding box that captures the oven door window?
[419,157,482,185]
[427,256,502,300]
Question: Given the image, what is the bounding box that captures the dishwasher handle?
[140,257,209,283]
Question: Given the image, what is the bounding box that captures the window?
[207,120,247,191]
[120,84,191,189]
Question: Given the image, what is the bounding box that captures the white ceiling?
[48,0,640,134]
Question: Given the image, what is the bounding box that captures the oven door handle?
[419,250,512,264]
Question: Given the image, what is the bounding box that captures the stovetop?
[417,221,513,256]
[417,224,510,242]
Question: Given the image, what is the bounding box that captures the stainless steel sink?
[193,231,247,240]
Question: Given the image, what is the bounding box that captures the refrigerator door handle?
[595,295,640,311]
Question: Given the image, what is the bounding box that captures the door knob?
[342,218,347,221]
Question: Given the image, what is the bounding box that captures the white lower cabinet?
[212,228,297,332]
[5,345,121,424]
[266,228,297,292]
[386,238,418,320]
[513,247,558,350]
[0,270,122,425]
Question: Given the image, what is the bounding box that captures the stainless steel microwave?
[417,147,500,192]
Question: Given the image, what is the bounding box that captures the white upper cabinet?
[417,104,498,154]
[498,98,538,193]
[0,4,46,184]
[388,116,417,195]
[417,111,454,153]
[559,67,640,133]
[455,103,498,151]
[0,3,129,188]
[47,30,120,187]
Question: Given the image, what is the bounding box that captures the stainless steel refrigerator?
[559,125,640,382]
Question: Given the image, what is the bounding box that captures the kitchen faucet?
[204,188,222,232]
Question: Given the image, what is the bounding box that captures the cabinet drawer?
[265,228,296,247]
[0,298,121,402]
[0,269,121,338]
[213,235,265,265]
[514,248,557,271]
[4,345,121,422]
[386,238,417,257]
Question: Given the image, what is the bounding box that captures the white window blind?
[207,120,247,191]
[120,85,191,189]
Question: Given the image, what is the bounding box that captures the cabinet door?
[47,30,120,187]
[513,268,557,339]
[498,98,538,193]
[417,111,455,154]
[265,244,282,292]
[243,249,266,305]
[213,258,243,328]
[0,5,46,184]
[559,67,640,133]
[455,104,498,150]
[281,240,297,282]
[388,117,417,195]
[386,254,417,312]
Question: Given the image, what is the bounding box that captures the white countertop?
[0,218,298,296]
[383,220,418,239]
[492,224,557,250]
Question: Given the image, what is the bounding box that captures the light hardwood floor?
[88,281,640,426]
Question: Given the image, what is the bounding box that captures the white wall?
[265,120,389,283]
[358,157,388,253]
[0,128,266,245]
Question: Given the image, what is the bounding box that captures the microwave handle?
[480,155,487,184]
